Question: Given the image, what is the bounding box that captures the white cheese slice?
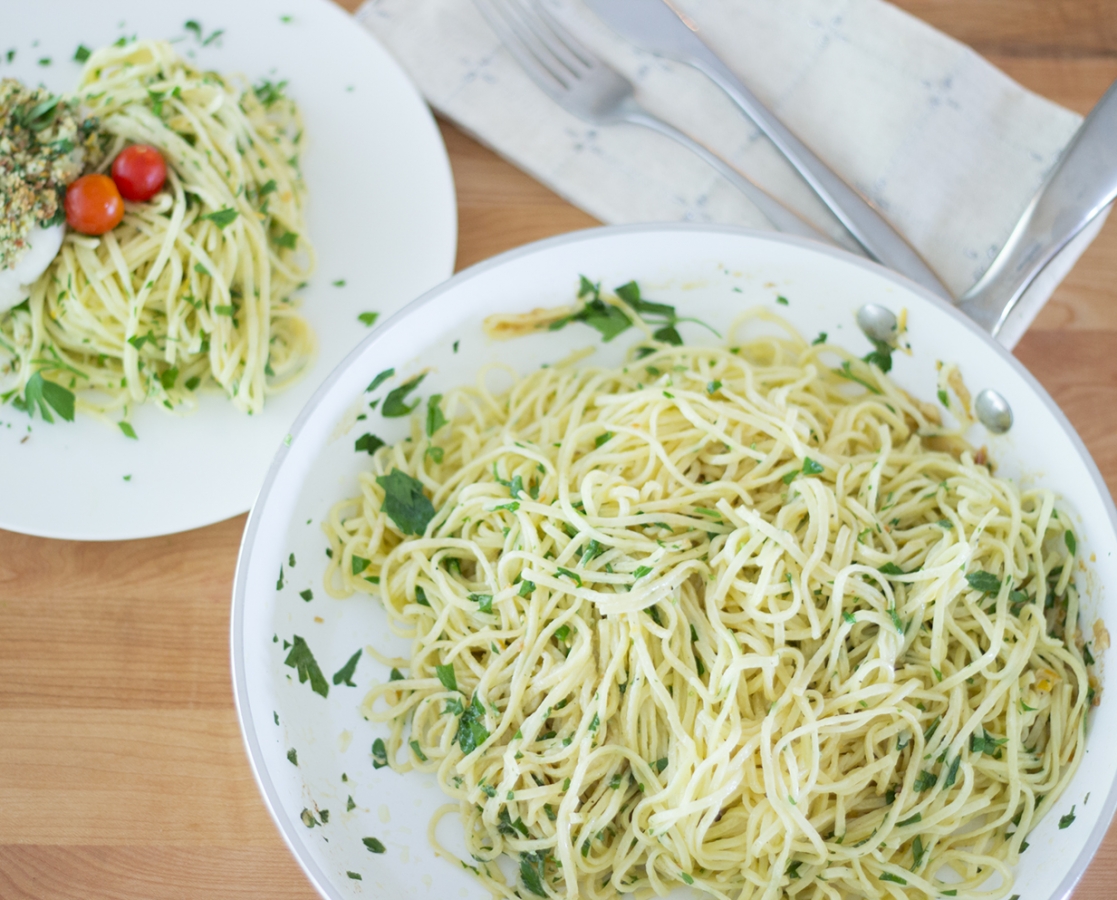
[0,222,65,312]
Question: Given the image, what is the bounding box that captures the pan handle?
[959,79,1117,337]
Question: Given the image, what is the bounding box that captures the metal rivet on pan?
[856,304,898,346]
[975,389,1013,434]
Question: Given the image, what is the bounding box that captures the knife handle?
[958,78,1117,336]
[690,51,952,300]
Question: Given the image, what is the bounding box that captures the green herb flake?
[520,852,547,897]
[376,468,436,534]
[358,311,379,327]
[355,432,384,455]
[332,649,362,687]
[409,739,428,761]
[966,571,1001,594]
[435,663,458,692]
[382,374,425,417]
[456,694,490,754]
[801,457,824,475]
[202,208,238,228]
[287,748,298,765]
[1065,530,1077,555]
[812,332,827,345]
[363,836,386,853]
[1059,806,1076,829]
[879,873,907,885]
[371,738,389,769]
[913,770,936,792]
[21,373,75,423]
[366,368,394,393]
[556,567,582,586]
[74,44,91,62]
[943,755,961,788]
[426,394,448,436]
[283,636,329,698]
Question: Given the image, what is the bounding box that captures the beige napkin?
[356,0,1106,348]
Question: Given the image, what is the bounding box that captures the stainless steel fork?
[472,0,829,243]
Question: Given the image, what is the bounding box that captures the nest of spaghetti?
[0,39,314,426]
[325,297,1099,900]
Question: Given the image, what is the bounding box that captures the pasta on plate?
[0,39,314,423]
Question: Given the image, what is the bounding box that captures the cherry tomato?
[111,144,167,202]
[64,174,124,235]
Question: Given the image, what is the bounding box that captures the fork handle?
[689,52,952,300]
[958,78,1117,336]
[623,109,831,243]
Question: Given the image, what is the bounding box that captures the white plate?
[0,0,456,540]
[233,225,1117,900]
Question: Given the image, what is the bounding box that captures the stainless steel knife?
[582,0,953,300]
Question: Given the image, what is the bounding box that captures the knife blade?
[582,0,953,301]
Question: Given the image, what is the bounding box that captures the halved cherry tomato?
[111,144,167,202]
[64,174,124,235]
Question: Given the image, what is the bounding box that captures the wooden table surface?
[2,1,1116,897]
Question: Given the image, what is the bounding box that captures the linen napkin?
[355,0,1107,348]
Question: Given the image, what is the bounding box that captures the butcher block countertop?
[2,0,1117,896]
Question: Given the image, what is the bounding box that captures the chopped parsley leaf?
[332,649,362,687]
[283,635,329,698]
[365,368,394,393]
[426,394,448,436]
[376,468,436,534]
[456,694,490,753]
[201,208,238,228]
[435,663,458,692]
[966,571,1001,594]
[355,432,384,455]
[382,374,425,417]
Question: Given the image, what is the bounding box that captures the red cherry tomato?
[110,144,167,202]
[64,174,125,235]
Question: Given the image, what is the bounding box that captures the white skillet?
[233,224,1117,900]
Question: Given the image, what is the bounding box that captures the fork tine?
[507,0,595,79]
[473,0,569,96]
[527,0,599,71]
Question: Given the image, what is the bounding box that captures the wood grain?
[2,1,1116,898]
